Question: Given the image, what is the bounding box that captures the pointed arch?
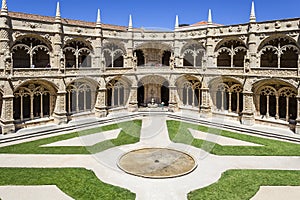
[13,80,57,122]
[181,41,205,67]
[253,79,297,120]
[102,41,126,68]
[209,77,243,113]
[65,78,98,115]
[106,76,131,108]
[12,35,52,68]
[258,35,299,68]
[176,75,202,107]
[63,39,93,68]
[215,38,247,68]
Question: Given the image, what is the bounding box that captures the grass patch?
[0,167,135,200]
[0,120,142,154]
[167,120,300,156]
[188,169,300,200]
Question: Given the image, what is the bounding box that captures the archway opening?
[137,76,169,107]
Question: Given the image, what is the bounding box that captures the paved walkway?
[0,115,300,199]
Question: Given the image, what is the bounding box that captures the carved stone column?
[52,91,68,124]
[248,33,257,68]
[168,85,178,112]
[94,88,107,118]
[295,95,300,134]
[0,94,15,134]
[206,30,215,68]
[241,91,255,125]
[0,13,11,71]
[200,87,211,117]
[128,85,138,112]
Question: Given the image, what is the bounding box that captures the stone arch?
[11,35,52,68]
[176,75,202,107]
[215,37,247,67]
[106,76,131,108]
[13,79,58,122]
[63,38,93,68]
[137,75,169,107]
[65,78,98,115]
[209,77,243,113]
[134,42,173,67]
[181,41,205,67]
[12,34,52,50]
[103,41,126,68]
[252,79,297,120]
[258,35,299,68]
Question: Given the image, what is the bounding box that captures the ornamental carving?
[286,22,292,28]
[64,36,73,43]
[43,34,51,41]
[23,22,42,29]
[275,21,281,29]
[265,24,269,30]
[288,32,297,38]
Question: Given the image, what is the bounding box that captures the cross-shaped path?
[0,115,300,200]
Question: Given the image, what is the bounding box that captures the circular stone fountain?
[118,148,197,178]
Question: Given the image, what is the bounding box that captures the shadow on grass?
[0,167,135,200]
[188,169,300,200]
[0,120,142,154]
[167,120,300,156]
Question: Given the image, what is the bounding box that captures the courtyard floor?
[0,113,300,199]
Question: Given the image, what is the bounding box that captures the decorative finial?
[1,0,8,15]
[96,9,101,27]
[128,14,132,30]
[250,1,256,23]
[207,9,212,25]
[175,15,179,30]
[55,1,61,21]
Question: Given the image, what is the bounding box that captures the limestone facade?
[1,1,300,134]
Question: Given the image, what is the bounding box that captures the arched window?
[12,37,51,68]
[259,87,277,118]
[103,43,125,68]
[279,88,297,121]
[66,81,96,114]
[216,83,229,111]
[216,40,247,68]
[107,80,129,108]
[64,40,92,68]
[14,83,54,121]
[177,77,201,107]
[210,80,243,114]
[182,43,205,67]
[259,37,299,68]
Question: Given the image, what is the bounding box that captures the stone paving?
[0,115,300,199]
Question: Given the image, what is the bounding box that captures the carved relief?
[23,22,42,29]
[275,21,281,29]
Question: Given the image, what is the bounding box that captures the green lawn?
[0,120,142,154]
[188,169,300,200]
[167,120,300,156]
[0,168,135,200]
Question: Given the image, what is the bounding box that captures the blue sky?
[6,0,300,29]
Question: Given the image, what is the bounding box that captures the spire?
[1,0,8,15]
[128,14,132,30]
[96,9,101,27]
[207,9,212,25]
[175,15,179,30]
[250,1,256,23]
[55,1,61,21]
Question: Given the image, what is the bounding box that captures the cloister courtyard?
[0,111,300,200]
